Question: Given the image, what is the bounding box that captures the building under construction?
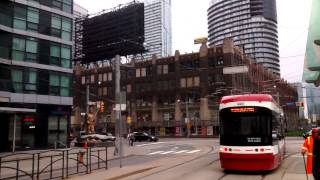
[74,2,145,64]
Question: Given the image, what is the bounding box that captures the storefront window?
[48,115,68,147]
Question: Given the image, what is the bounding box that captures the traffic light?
[100,101,105,112]
[127,116,132,124]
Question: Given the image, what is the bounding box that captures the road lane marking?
[160,151,175,154]
[148,151,165,155]
[186,150,201,154]
[136,142,165,147]
[173,150,188,154]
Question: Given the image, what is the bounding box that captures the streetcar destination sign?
[230,107,255,113]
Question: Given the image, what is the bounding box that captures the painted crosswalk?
[147,149,201,155]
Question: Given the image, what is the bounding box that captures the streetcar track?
[135,145,216,179]
[126,143,299,180]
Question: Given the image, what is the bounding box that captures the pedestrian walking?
[129,133,135,146]
[301,128,320,180]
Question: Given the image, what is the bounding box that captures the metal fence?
[0,144,110,180]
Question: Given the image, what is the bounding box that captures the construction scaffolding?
[74,1,145,64]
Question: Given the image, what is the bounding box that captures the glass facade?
[0,0,73,151]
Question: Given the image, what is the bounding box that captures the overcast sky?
[74,0,312,83]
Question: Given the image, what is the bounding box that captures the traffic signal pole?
[115,55,123,168]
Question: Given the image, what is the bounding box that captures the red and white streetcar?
[219,94,285,171]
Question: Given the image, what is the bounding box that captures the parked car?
[302,127,320,139]
[131,132,158,142]
[80,131,116,142]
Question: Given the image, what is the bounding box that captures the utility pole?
[85,83,89,132]
[185,97,190,137]
[114,55,123,168]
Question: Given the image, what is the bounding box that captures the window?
[52,0,62,10]
[127,84,132,93]
[187,77,193,87]
[61,18,71,41]
[194,76,200,87]
[98,74,103,82]
[11,69,23,93]
[51,15,61,38]
[180,78,186,88]
[90,75,94,83]
[50,44,60,65]
[50,44,71,68]
[163,65,168,74]
[51,15,72,40]
[49,74,70,96]
[108,72,112,81]
[136,68,141,77]
[103,87,107,95]
[157,64,169,74]
[61,46,70,68]
[49,74,60,95]
[27,7,39,32]
[25,39,38,62]
[157,65,162,74]
[12,38,25,61]
[13,7,27,30]
[141,68,146,77]
[13,7,39,32]
[98,87,102,96]
[24,70,37,91]
[11,37,38,62]
[81,76,85,84]
[60,75,70,96]
[62,0,72,13]
[103,73,107,82]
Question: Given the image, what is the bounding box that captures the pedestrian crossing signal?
[296,102,304,107]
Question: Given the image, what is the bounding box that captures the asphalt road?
[0,138,308,180]
[97,138,309,180]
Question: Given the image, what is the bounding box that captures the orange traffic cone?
[79,151,84,163]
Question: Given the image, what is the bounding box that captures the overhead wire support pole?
[115,55,122,168]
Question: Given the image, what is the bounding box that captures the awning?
[0,107,36,113]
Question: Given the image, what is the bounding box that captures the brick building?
[73,39,299,137]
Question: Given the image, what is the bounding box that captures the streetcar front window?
[219,107,272,146]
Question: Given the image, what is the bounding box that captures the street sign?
[223,66,248,74]
[285,102,295,107]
